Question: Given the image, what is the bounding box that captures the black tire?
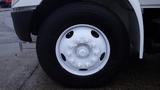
[37,2,129,87]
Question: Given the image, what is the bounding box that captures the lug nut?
[90,42,96,48]
[79,39,84,43]
[93,49,101,55]
[85,62,91,68]
[68,58,74,63]
[74,39,81,44]
[77,63,83,68]
[84,39,90,43]
[66,51,72,56]
[69,43,77,48]
[81,64,87,68]
[91,57,98,62]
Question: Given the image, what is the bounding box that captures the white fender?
[12,0,144,59]
[128,0,144,59]
[12,0,42,8]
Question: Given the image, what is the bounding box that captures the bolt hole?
[91,30,99,38]
[61,53,66,61]
[79,69,88,71]
[66,31,74,39]
[100,52,105,61]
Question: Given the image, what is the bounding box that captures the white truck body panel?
[12,0,42,8]
[129,0,144,59]
[140,0,160,8]
[12,0,160,8]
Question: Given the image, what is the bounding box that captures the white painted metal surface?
[128,0,144,59]
[12,0,42,8]
[56,24,110,76]
[140,0,160,8]
[12,0,160,8]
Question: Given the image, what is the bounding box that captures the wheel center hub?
[76,45,90,58]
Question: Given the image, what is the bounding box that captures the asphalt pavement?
[0,10,160,90]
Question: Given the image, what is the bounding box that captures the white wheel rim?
[56,24,110,76]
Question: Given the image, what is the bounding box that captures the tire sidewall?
[37,2,129,87]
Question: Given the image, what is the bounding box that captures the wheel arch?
[31,0,144,59]
[128,0,144,59]
[88,0,144,59]
[30,0,82,35]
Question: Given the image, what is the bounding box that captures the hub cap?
[76,45,90,57]
[56,24,110,76]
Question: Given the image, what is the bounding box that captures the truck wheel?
[36,2,129,87]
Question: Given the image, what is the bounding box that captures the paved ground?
[1,10,160,90]
[0,9,20,57]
